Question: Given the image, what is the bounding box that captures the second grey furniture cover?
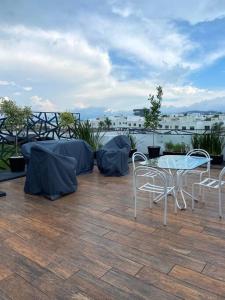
[96,135,131,176]
[24,145,78,200]
[21,139,94,175]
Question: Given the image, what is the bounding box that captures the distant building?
[89,112,225,131]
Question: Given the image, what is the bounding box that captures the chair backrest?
[134,165,168,191]
[132,151,148,171]
[186,148,210,171]
[186,148,210,159]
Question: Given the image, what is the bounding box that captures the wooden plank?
[80,232,174,274]
[67,270,143,300]
[47,257,80,279]
[32,271,80,300]
[0,244,47,283]
[137,265,220,300]
[103,231,205,272]
[203,263,225,282]
[0,265,12,282]
[170,265,225,297]
[102,268,180,300]
[4,236,55,267]
[0,274,49,300]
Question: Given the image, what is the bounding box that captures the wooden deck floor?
[0,167,225,299]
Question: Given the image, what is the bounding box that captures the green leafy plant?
[127,134,137,150]
[59,112,76,129]
[73,121,104,151]
[104,117,112,130]
[191,122,225,155]
[144,86,163,146]
[98,121,105,130]
[0,98,31,156]
[164,141,174,152]
[165,141,186,153]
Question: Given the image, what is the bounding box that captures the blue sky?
[1,0,225,114]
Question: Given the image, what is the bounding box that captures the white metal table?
[142,155,210,209]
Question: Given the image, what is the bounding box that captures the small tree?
[0,98,32,156]
[104,117,112,130]
[98,120,105,130]
[144,86,163,146]
[59,112,76,131]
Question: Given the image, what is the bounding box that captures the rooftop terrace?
[0,167,225,299]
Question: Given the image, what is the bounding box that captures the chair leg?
[173,189,177,214]
[133,176,137,219]
[219,188,222,218]
[163,194,167,226]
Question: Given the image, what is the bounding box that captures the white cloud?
[110,0,225,24]
[163,85,225,107]
[0,80,15,86]
[80,14,197,72]
[13,91,21,96]
[0,80,10,86]
[23,86,32,91]
[31,95,58,112]
[0,12,225,114]
[0,25,111,83]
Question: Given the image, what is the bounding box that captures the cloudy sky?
[1,0,225,115]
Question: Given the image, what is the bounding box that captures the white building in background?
[90,115,144,129]
[90,113,225,131]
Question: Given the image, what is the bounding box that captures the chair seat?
[138,171,158,178]
[138,182,174,194]
[184,169,208,175]
[197,178,225,189]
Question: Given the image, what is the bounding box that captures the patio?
[0,166,225,299]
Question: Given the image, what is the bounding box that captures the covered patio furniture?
[96,135,131,176]
[21,139,94,175]
[24,145,78,200]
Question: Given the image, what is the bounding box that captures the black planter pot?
[129,148,137,158]
[211,154,224,165]
[148,146,160,159]
[9,156,26,172]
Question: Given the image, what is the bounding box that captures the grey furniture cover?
[24,145,78,200]
[21,139,94,175]
[96,135,131,176]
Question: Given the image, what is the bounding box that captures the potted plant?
[163,141,187,155]
[0,99,32,172]
[144,86,163,158]
[191,122,224,164]
[127,134,137,158]
[73,120,104,157]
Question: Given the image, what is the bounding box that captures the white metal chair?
[132,151,158,203]
[132,151,157,177]
[192,167,225,218]
[181,149,211,190]
[133,165,177,225]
